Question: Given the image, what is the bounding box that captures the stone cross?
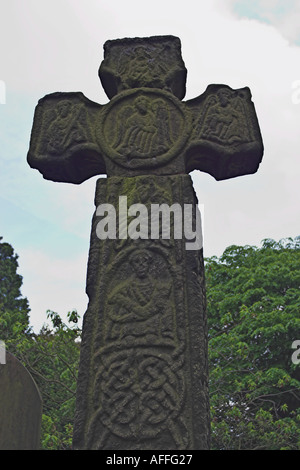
[27,36,263,450]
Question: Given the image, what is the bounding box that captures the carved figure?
[106,249,174,342]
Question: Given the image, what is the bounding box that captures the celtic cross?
[27,35,263,450]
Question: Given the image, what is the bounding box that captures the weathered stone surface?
[185,84,263,179]
[27,92,105,184]
[72,175,209,450]
[99,36,187,100]
[0,352,42,450]
[27,37,263,183]
[26,35,264,450]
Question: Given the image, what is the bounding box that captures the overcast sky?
[0,0,299,332]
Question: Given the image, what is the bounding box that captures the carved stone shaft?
[72,175,210,450]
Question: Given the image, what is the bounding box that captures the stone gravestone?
[0,351,42,450]
[27,35,263,450]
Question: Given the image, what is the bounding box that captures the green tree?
[206,237,300,449]
[15,310,81,450]
[0,237,80,449]
[0,237,31,343]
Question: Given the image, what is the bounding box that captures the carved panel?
[27,92,105,183]
[99,88,191,171]
[185,85,264,180]
[99,35,187,100]
[191,87,255,145]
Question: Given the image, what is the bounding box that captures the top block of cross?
[27,35,264,183]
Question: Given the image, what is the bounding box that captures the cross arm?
[184,84,264,180]
[27,92,106,184]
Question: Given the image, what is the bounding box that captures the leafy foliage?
[206,237,300,449]
[24,310,81,449]
[0,237,80,449]
[5,308,81,450]
[0,237,31,341]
